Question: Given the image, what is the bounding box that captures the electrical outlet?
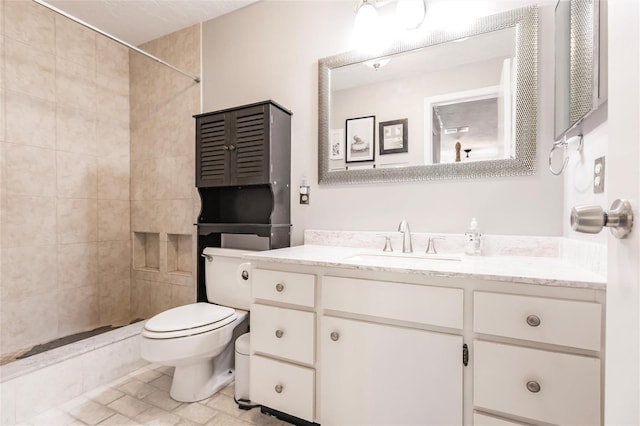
[299,186,310,204]
[594,157,605,194]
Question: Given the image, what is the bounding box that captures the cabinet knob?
[526,381,541,393]
[223,145,229,150]
[275,283,284,292]
[526,315,541,327]
[241,270,249,280]
[275,384,283,393]
[330,331,340,341]
[275,329,284,338]
[229,145,236,151]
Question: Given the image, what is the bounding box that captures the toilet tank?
[202,247,254,310]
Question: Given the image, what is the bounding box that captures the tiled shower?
[0,0,201,362]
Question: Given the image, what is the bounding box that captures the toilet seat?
[142,303,237,339]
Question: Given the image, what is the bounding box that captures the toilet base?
[170,361,235,402]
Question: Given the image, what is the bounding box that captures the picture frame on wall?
[330,129,345,160]
[379,118,408,155]
[346,116,375,163]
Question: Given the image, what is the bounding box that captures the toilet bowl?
[140,248,253,402]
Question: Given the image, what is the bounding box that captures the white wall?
[202,1,564,245]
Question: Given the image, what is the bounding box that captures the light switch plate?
[594,156,605,194]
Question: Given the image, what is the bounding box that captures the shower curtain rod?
[32,0,201,84]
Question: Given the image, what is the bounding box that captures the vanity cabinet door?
[321,316,463,426]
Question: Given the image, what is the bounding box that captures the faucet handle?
[377,234,394,252]
[382,236,393,252]
[426,236,445,255]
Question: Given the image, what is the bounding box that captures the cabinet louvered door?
[197,112,230,187]
[230,105,270,185]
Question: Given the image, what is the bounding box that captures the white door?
[320,316,463,426]
[604,0,640,423]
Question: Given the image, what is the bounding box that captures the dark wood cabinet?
[195,101,291,188]
[194,100,292,302]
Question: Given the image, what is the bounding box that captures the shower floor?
[0,320,143,366]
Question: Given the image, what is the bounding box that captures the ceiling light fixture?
[364,58,391,70]
[395,0,426,30]
[352,0,426,52]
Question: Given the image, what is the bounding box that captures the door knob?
[571,199,633,239]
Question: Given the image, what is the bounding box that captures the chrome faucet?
[398,220,413,253]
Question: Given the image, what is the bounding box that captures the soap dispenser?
[465,218,482,255]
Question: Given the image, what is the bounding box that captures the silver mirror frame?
[318,6,538,185]
[554,0,600,140]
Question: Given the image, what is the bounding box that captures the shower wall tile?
[4,0,54,52]
[131,279,150,319]
[4,38,55,101]
[0,0,5,36]
[97,119,129,158]
[96,36,128,81]
[57,286,99,336]
[2,195,56,248]
[98,199,130,241]
[57,198,98,244]
[0,292,58,356]
[56,56,97,112]
[97,85,129,120]
[55,15,96,70]
[98,156,130,200]
[56,151,97,199]
[1,1,131,358]
[173,155,195,199]
[4,90,56,148]
[57,243,99,290]
[171,284,195,308]
[56,106,97,156]
[5,144,57,197]
[98,240,131,284]
[1,245,57,301]
[131,200,162,232]
[99,279,131,325]
[148,281,172,317]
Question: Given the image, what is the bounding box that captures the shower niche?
[194,100,292,301]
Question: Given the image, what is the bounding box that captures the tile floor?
[25,364,292,426]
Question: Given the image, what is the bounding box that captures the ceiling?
[45,0,258,46]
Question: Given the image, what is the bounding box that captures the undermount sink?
[343,252,462,264]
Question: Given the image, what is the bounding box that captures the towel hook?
[549,134,583,176]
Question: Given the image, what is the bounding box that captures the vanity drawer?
[252,269,315,307]
[474,412,530,425]
[323,276,463,329]
[250,303,315,364]
[473,340,601,425]
[250,355,315,422]
[474,292,602,351]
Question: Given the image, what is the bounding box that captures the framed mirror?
[554,0,605,140]
[318,6,538,185]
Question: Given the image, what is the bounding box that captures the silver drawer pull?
[526,381,541,393]
[275,283,285,292]
[330,331,340,341]
[275,329,284,338]
[526,315,541,327]
[275,384,283,393]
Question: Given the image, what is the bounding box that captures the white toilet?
[140,248,252,402]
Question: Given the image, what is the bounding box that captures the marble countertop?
[243,245,606,290]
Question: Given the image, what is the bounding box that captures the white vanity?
[244,232,606,426]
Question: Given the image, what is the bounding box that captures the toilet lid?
[144,302,235,333]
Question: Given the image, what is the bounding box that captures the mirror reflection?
[329,27,516,171]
